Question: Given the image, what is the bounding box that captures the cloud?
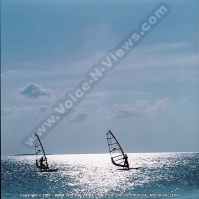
[66,100,98,123]
[70,113,88,123]
[1,70,16,77]
[138,42,187,54]
[63,99,170,122]
[122,51,198,72]
[15,83,54,100]
[104,99,170,119]
[1,105,51,116]
[114,42,199,83]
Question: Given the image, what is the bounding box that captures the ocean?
[1,153,199,199]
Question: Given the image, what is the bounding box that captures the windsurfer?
[39,157,48,171]
[124,154,129,170]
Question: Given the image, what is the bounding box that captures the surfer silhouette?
[39,157,47,171]
[124,154,129,170]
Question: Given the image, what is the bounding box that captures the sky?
[1,0,199,156]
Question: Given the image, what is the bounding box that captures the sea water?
[1,153,199,199]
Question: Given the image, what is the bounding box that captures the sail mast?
[34,132,49,170]
[106,129,126,168]
[108,129,125,156]
[34,133,46,156]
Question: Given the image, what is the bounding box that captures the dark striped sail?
[34,132,49,171]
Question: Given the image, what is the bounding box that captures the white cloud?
[66,100,98,123]
[1,70,16,77]
[15,83,55,100]
[103,99,170,119]
[121,52,198,72]
[115,43,198,81]
[69,112,88,123]
[1,99,98,124]
[1,105,51,116]
[61,99,171,122]
[143,42,187,54]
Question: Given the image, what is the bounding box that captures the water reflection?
[2,153,199,198]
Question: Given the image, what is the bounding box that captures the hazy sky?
[1,0,199,156]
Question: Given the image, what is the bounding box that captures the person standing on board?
[124,154,130,170]
[39,157,47,171]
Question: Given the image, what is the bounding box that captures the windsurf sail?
[34,132,49,171]
[106,129,128,168]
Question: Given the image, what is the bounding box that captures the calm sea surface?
[1,153,199,199]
